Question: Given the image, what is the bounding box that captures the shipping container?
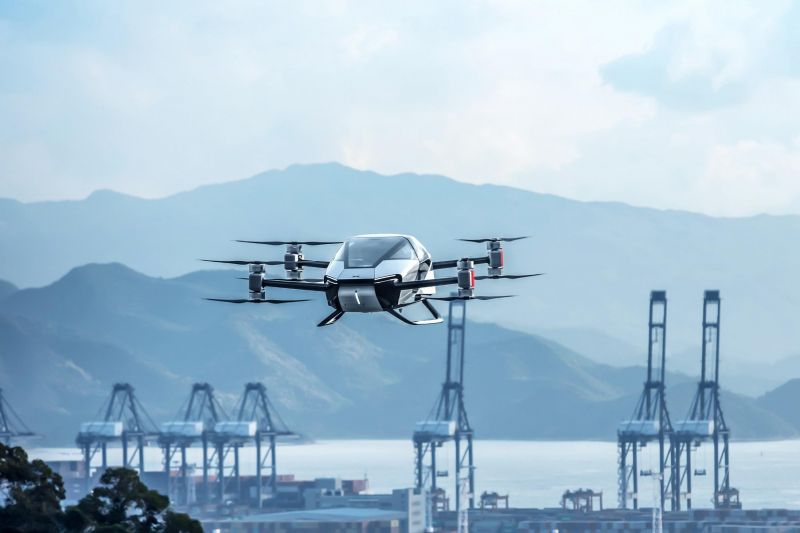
[161,421,204,437]
[215,420,257,437]
[414,420,456,437]
[79,421,123,437]
[617,420,660,436]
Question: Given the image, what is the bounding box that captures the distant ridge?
[0,279,16,299]
[1,163,799,381]
[0,262,796,445]
[758,379,800,429]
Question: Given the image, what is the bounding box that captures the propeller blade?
[235,240,342,246]
[475,273,544,280]
[458,236,530,243]
[426,295,515,301]
[204,298,311,304]
[201,259,284,266]
[237,277,324,282]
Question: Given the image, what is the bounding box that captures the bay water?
[29,439,800,509]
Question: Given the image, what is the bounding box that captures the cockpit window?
[333,244,346,262]
[388,240,416,260]
[339,237,417,268]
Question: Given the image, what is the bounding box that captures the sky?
[0,1,799,216]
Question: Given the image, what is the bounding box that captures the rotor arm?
[261,279,330,292]
[396,268,538,302]
[431,256,489,271]
[395,276,459,290]
[395,273,541,290]
[298,259,331,269]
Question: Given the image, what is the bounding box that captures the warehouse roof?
[219,507,405,523]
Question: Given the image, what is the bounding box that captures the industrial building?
[202,507,407,533]
[437,508,800,532]
[202,487,425,533]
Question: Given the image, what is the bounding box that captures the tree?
[75,467,202,533]
[76,468,168,532]
[0,443,66,533]
[0,442,202,533]
[163,511,203,533]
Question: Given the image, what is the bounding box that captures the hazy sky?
[1,1,799,216]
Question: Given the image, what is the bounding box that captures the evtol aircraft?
[203,234,540,326]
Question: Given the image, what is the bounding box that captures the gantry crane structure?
[413,299,475,521]
[214,382,295,508]
[618,291,676,510]
[159,383,228,505]
[0,388,37,444]
[76,383,160,493]
[672,290,740,510]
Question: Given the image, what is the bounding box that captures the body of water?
[29,439,800,510]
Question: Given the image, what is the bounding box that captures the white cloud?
[341,26,398,64]
[691,138,800,216]
[0,0,798,216]
[600,2,794,111]
[518,76,800,216]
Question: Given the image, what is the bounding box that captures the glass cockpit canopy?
[334,236,417,268]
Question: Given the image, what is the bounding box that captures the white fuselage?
[324,234,435,312]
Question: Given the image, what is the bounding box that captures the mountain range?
[1,163,799,397]
[0,263,797,445]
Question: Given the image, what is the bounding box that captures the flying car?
[203,234,540,326]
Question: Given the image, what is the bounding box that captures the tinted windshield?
[339,237,416,268]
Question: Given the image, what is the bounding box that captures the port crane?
[0,388,37,445]
[76,383,160,493]
[413,298,475,526]
[672,291,740,510]
[617,291,675,510]
[159,383,228,505]
[210,383,296,507]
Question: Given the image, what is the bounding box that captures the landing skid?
[386,299,443,325]
[317,309,345,327]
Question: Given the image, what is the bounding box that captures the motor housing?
[487,241,504,277]
[457,259,475,298]
[249,264,266,301]
[284,244,303,280]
